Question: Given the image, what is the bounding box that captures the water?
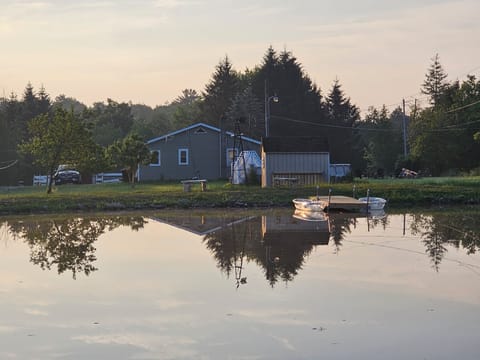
[0,208,479,360]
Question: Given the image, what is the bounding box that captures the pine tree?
[325,79,360,163]
[201,56,240,128]
[251,47,326,137]
[422,54,449,106]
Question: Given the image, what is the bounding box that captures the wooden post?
[366,188,370,213]
[327,188,332,212]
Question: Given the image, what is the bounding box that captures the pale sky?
[1,0,479,115]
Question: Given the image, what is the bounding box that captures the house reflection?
[201,211,332,287]
[1,208,477,281]
[260,211,331,286]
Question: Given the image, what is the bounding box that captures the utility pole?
[402,99,407,157]
[264,80,269,137]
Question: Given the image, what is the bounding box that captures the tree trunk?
[47,167,55,194]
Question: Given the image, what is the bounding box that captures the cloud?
[152,0,187,8]
[11,1,52,10]
[269,335,296,351]
[24,308,49,316]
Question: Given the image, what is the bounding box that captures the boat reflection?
[0,208,479,283]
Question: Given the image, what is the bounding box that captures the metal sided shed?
[261,137,330,187]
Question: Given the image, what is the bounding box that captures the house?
[261,137,330,187]
[138,123,261,181]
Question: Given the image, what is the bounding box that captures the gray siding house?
[261,137,330,187]
[139,123,261,181]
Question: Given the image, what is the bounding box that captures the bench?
[273,176,298,187]
[180,179,207,192]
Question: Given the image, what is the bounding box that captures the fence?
[33,175,50,186]
[93,173,123,184]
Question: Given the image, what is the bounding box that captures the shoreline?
[1,179,479,215]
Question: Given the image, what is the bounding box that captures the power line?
[272,115,398,132]
[271,114,480,134]
[0,160,18,171]
[446,99,480,113]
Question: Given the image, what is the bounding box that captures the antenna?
[231,118,247,184]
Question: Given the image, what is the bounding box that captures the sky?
[1,0,479,115]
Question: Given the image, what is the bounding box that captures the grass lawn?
[1,177,479,214]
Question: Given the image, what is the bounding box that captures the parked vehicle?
[54,169,81,185]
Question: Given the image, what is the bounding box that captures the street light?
[264,94,279,137]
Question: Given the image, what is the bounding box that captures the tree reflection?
[328,212,389,253]
[5,215,147,278]
[203,216,264,287]
[409,211,480,271]
[203,214,330,287]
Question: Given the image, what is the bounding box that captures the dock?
[313,195,368,212]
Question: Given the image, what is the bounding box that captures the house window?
[150,150,161,166]
[178,148,189,165]
[227,148,238,167]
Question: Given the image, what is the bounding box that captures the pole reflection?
[0,208,479,282]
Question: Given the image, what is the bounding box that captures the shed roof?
[262,137,329,153]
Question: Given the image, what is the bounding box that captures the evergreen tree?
[37,85,51,115]
[251,47,327,137]
[226,85,263,139]
[201,56,241,129]
[360,106,403,177]
[172,89,202,129]
[422,54,449,106]
[325,79,360,163]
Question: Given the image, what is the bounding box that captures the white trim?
[150,150,161,166]
[178,148,189,165]
[147,122,261,146]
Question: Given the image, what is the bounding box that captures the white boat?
[358,197,387,210]
[292,198,328,212]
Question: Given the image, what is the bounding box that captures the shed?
[261,137,330,187]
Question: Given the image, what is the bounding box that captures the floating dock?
[313,195,368,212]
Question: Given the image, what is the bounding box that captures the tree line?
[356,54,480,177]
[1,49,479,187]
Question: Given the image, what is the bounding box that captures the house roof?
[147,122,261,145]
[262,137,329,153]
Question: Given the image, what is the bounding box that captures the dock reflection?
[0,208,478,282]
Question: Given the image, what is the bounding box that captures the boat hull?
[292,198,327,212]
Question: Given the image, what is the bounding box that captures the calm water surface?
[0,208,479,360]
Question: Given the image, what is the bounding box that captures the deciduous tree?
[106,133,151,187]
[19,107,100,193]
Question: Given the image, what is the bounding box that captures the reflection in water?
[409,212,480,271]
[1,208,479,282]
[201,212,332,287]
[2,215,147,278]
